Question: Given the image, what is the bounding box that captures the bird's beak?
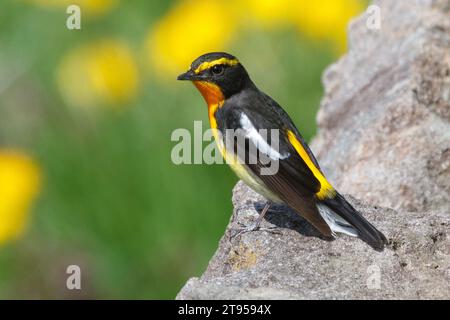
[177,70,199,81]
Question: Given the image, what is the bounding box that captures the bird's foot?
[228,201,281,240]
[231,221,281,238]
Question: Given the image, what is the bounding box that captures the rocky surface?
[311,0,450,212]
[177,0,450,299]
[177,182,449,299]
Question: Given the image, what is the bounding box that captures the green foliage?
[0,1,335,298]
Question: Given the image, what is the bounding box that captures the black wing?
[218,94,332,236]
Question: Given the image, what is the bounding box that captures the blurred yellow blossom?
[57,40,139,109]
[291,0,364,53]
[237,0,364,52]
[0,150,41,245]
[147,0,238,78]
[236,0,294,28]
[147,0,365,78]
[27,0,118,17]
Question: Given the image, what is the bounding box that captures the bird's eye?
[211,64,224,75]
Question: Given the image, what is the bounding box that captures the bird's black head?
[177,52,252,99]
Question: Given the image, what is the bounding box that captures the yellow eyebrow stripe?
[286,130,336,200]
[194,57,239,74]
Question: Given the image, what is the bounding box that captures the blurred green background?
[0,0,366,298]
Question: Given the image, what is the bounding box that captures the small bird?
[178,52,387,251]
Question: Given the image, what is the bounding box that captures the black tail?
[322,193,387,251]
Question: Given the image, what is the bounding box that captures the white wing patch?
[317,204,359,237]
[239,113,289,160]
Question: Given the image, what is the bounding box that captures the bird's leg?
[251,201,272,230]
[234,201,280,237]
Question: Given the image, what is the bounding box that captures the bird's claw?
[232,221,280,238]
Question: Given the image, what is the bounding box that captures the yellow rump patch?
[286,130,335,200]
[194,57,239,74]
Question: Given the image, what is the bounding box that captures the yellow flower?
[0,150,41,245]
[235,0,294,28]
[291,0,365,53]
[57,40,139,109]
[147,0,238,78]
[27,0,118,17]
[147,0,365,79]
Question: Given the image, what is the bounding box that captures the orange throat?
[193,81,224,106]
[193,81,224,128]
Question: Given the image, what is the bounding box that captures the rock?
[177,0,450,299]
[310,0,450,212]
[177,182,449,299]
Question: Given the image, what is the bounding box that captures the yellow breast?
[193,80,282,203]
